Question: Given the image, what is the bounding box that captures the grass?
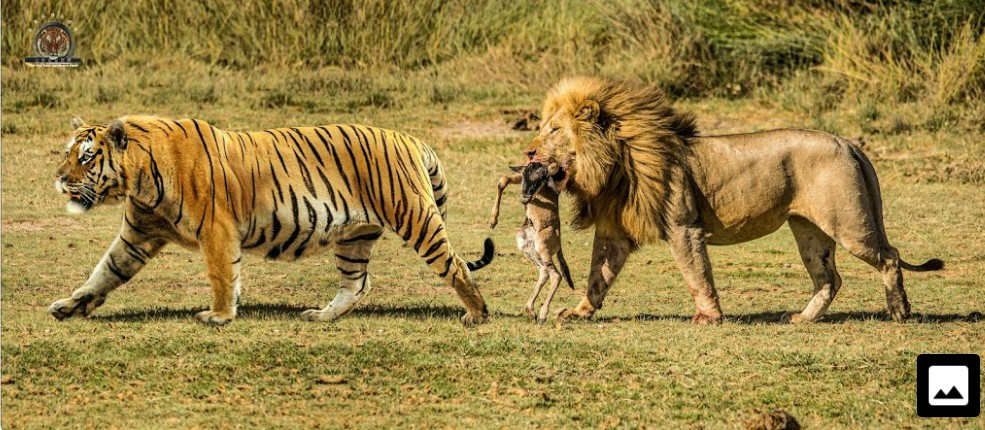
[2,69,984,428]
[3,0,985,427]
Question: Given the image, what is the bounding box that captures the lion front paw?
[555,298,596,321]
[48,291,105,320]
[461,312,488,327]
[195,310,234,326]
[691,311,723,325]
[556,306,594,320]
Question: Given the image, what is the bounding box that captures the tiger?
[50,115,494,326]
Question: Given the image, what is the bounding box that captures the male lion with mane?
[525,76,943,324]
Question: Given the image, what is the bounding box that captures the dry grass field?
[3,1,984,428]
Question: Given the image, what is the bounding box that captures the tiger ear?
[576,100,600,122]
[106,119,127,150]
[70,115,86,129]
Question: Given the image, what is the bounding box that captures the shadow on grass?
[618,310,981,325]
[90,304,980,325]
[91,303,536,322]
[91,303,311,322]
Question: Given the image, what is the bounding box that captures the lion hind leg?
[867,245,910,322]
[821,145,911,321]
[841,239,911,322]
[822,219,910,322]
[788,218,841,323]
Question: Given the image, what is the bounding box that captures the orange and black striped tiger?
[50,115,493,326]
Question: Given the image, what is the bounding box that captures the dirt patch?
[437,120,525,139]
[437,109,541,139]
[2,217,83,232]
[502,109,540,131]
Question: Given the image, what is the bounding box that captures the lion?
[524,76,943,324]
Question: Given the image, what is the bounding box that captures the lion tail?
[847,141,944,273]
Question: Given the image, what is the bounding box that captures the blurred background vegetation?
[3,0,984,133]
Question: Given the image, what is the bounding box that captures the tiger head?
[55,116,129,213]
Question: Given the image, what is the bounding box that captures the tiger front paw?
[300,308,341,322]
[785,311,813,324]
[195,310,235,326]
[49,290,106,320]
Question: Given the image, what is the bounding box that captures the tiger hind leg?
[410,216,490,326]
[301,225,383,322]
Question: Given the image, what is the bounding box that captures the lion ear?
[106,119,127,150]
[70,115,86,129]
[576,100,600,122]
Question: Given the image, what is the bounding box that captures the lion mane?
[542,76,698,245]
[536,76,943,324]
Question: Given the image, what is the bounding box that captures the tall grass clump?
[816,2,985,127]
[2,0,983,129]
[1,0,584,69]
[599,0,828,97]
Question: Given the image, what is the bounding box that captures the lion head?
[55,116,129,213]
[524,76,698,243]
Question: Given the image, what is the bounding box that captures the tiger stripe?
[50,116,493,326]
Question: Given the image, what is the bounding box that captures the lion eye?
[549,126,560,134]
